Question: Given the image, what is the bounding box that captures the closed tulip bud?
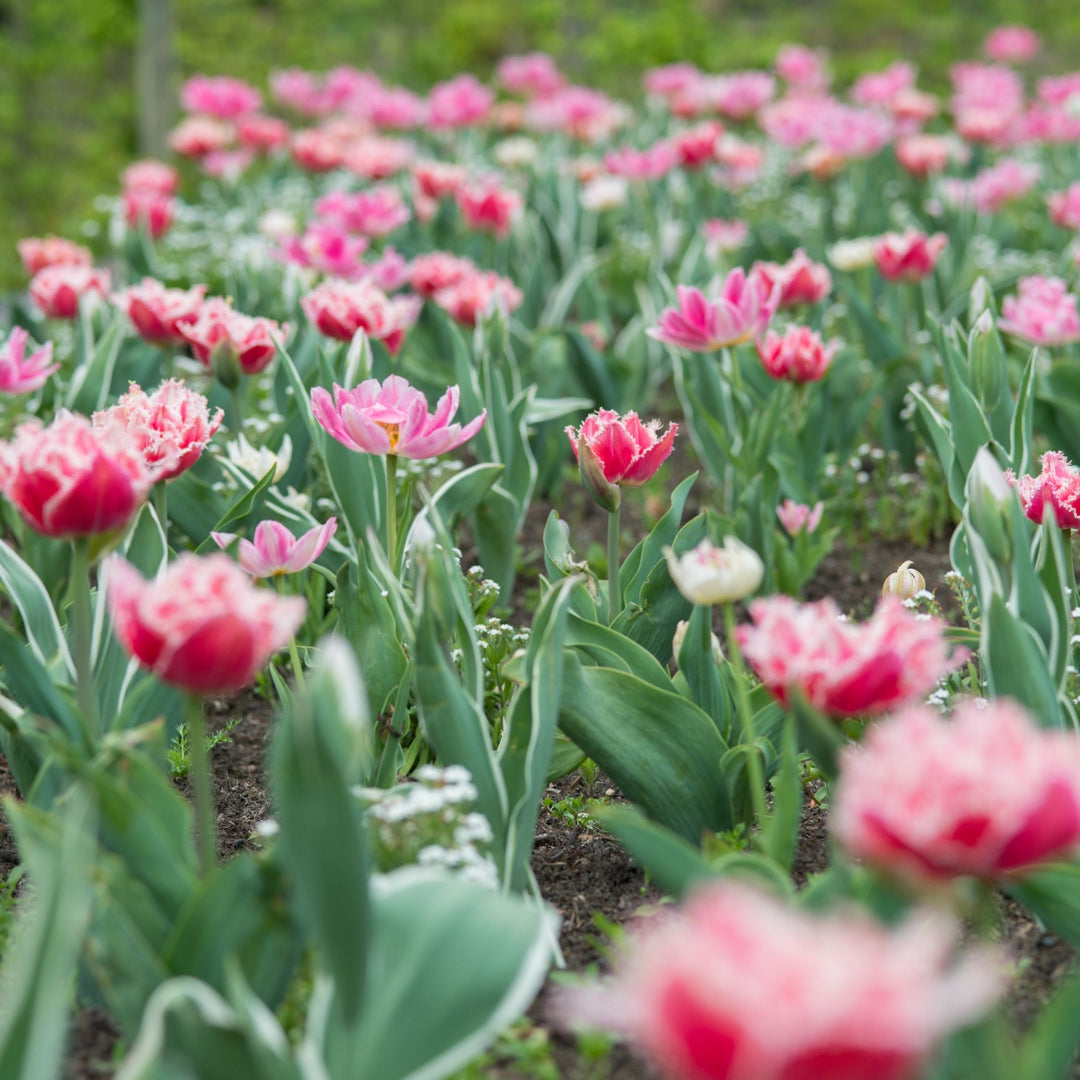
[969,447,1014,562]
[664,537,764,605]
[969,309,1006,412]
[672,619,725,667]
[882,559,925,600]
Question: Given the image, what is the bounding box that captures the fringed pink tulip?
[1006,450,1080,529]
[409,252,476,297]
[311,374,486,460]
[432,270,523,327]
[648,269,778,352]
[17,235,92,277]
[873,231,948,282]
[833,698,1080,880]
[93,380,223,482]
[998,276,1080,346]
[301,279,420,353]
[456,180,523,236]
[566,409,678,491]
[735,595,966,719]
[0,412,152,538]
[212,517,337,578]
[0,328,59,395]
[756,326,838,382]
[29,265,110,320]
[113,279,207,346]
[753,248,832,308]
[180,74,262,119]
[559,882,1000,1080]
[314,187,411,237]
[122,188,175,239]
[180,298,287,377]
[105,553,306,696]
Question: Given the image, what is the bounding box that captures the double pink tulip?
[301,279,421,353]
[432,270,523,327]
[113,279,207,346]
[648,268,778,352]
[998,275,1080,347]
[180,297,288,377]
[753,248,832,307]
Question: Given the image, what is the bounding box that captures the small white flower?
[581,175,629,213]
[663,537,764,606]
[225,433,292,482]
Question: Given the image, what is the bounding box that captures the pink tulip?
[280,222,370,280]
[342,135,416,181]
[713,135,766,187]
[122,159,179,195]
[702,218,748,257]
[212,517,337,578]
[93,380,223,482]
[603,141,678,181]
[1006,450,1080,529]
[985,25,1040,63]
[311,374,486,460]
[17,235,92,277]
[427,74,493,129]
[709,71,776,119]
[525,87,622,142]
[180,298,288,377]
[970,158,1040,214]
[105,553,306,697]
[894,134,953,178]
[560,882,1000,1080]
[851,61,916,108]
[113,279,207,346]
[409,252,476,297]
[0,328,59,395]
[168,116,235,159]
[456,180,523,236]
[775,44,830,94]
[496,53,565,98]
[735,595,966,719]
[290,128,345,173]
[270,68,325,115]
[180,74,262,119]
[672,121,724,169]
[648,269,778,352]
[123,188,175,239]
[361,247,411,293]
[0,413,152,538]
[236,113,291,153]
[753,248,832,308]
[411,160,467,201]
[431,270,523,327]
[757,326,837,383]
[873,230,947,282]
[1047,183,1080,230]
[566,409,677,490]
[998,276,1080,347]
[643,63,703,100]
[315,187,411,237]
[834,699,1080,880]
[29,265,110,320]
[201,148,253,182]
[777,499,823,535]
[301,279,420,353]
[368,86,427,129]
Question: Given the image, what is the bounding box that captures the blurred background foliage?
[1,0,1079,287]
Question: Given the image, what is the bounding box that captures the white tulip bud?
[664,537,764,605]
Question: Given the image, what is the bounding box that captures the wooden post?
[135,0,175,158]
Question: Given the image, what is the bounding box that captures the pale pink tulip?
[603,141,678,181]
[29,265,110,320]
[431,270,523,327]
[560,882,1000,1080]
[702,218,748,257]
[985,25,1040,63]
[775,44,830,94]
[122,159,179,195]
[851,61,916,107]
[212,517,337,578]
[969,158,1040,213]
[998,276,1080,347]
[168,116,235,158]
[368,86,428,129]
[105,553,306,696]
[834,699,1080,880]
[0,328,58,395]
[1047,183,1080,229]
[427,74,493,129]
[735,595,966,719]
[342,135,416,181]
[757,326,837,382]
[709,71,776,118]
[643,63,703,100]
[236,114,291,153]
[497,53,565,98]
[894,134,953,178]
[777,499,823,535]
[314,187,410,237]
[311,374,486,460]
[301,278,420,353]
[290,128,345,173]
[17,235,92,276]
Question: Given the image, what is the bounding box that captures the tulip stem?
[386,453,399,573]
[231,385,245,438]
[186,693,218,878]
[607,503,621,625]
[276,576,305,692]
[722,601,769,834]
[69,538,99,749]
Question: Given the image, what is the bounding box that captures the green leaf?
[66,314,125,413]
[1003,862,1080,950]
[565,612,672,691]
[676,602,731,735]
[618,472,697,603]
[759,715,802,871]
[1017,973,1080,1080]
[0,621,81,745]
[0,537,72,673]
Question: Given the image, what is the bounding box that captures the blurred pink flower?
[648,269,778,352]
[757,326,837,382]
[105,553,305,696]
[290,128,345,173]
[1038,72,1080,106]
[709,71,776,118]
[0,412,152,538]
[17,235,92,277]
[456,179,523,235]
[409,251,476,297]
[775,44,830,94]
[851,60,916,107]
[270,68,325,115]
[643,63,703,100]
[311,374,486,459]
[236,113,291,153]
[368,86,428,129]
[314,186,410,237]
[951,62,1024,144]
[123,188,175,239]
[1006,450,1080,529]
[497,53,565,98]
[524,86,622,142]
[432,269,523,327]
[834,698,1080,880]
[301,278,420,353]
[894,133,954,178]
[411,160,467,200]
[753,248,832,307]
[970,158,1040,213]
[180,298,287,376]
[1047,183,1080,229]
[168,116,235,159]
[427,74,493,129]
[873,230,947,282]
[121,160,179,195]
[29,264,110,319]
[93,379,223,482]
[672,121,724,169]
[702,218,748,257]
[998,276,1080,347]
[777,499,823,535]
[361,246,411,293]
[735,595,966,718]
[181,74,262,119]
[212,517,337,578]
[280,221,370,279]
[566,409,677,490]
[985,25,1040,63]
[201,148,254,182]
[113,278,207,346]
[559,882,1000,1080]
[0,327,59,395]
[604,140,678,181]
[342,135,416,180]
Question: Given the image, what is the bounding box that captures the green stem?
[607,502,622,625]
[70,538,99,748]
[276,576,305,691]
[722,601,769,832]
[386,453,398,572]
[230,384,245,437]
[186,693,217,877]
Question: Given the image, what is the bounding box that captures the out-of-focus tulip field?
[6,10,1080,1080]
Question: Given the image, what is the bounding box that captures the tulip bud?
[882,560,925,600]
[967,446,1013,563]
[672,618,725,667]
[664,537,764,605]
[578,434,621,513]
[209,337,243,390]
[969,308,1006,412]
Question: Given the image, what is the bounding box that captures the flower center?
[379,421,401,451]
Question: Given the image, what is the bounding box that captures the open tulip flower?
[648,268,778,352]
[1006,449,1080,529]
[872,229,947,282]
[664,536,763,605]
[562,882,1000,1080]
[179,297,288,380]
[997,275,1080,347]
[212,517,337,578]
[833,698,1080,881]
[756,325,837,382]
[29,264,111,320]
[0,327,59,395]
[752,247,832,308]
[301,278,421,353]
[113,278,208,346]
